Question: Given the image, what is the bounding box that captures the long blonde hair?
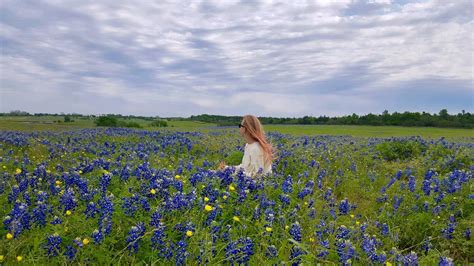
[241,115,274,168]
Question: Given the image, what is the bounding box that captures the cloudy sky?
[0,0,472,117]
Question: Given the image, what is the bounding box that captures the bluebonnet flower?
[4,202,30,237]
[99,173,111,194]
[378,252,387,264]
[122,194,140,217]
[436,191,445,203]
[50,216,62,225]
[408,175,416,192]
[335,239,355,265]
[381,177,397,194]
[64,245,77,261]
[44,233,62,257]
[290,246,305,266]
[84,202,99,219]
[92,229,104,244]
[8,185,20,203]
[32,202,50,227]
[336,225,351,240]
[252,206,261,221]
[264,208,275,224]
[225,237,254,265]
[23,191,31,205]
[120,164,131,181]
[339,198,350,215]
[126,223,146,253]
[36,191,49,203]
[330,208,337,220]
[438,256,454,266]
[361,234,383,263]
[73,237,83,248]
[290,222,302,242]
[464,228,471,240]
[151,223,173,259]
[297,181,314,199]
[59,188,77,212]
[98,195,114,216]
[279,194,290,207]
[381,223,389,236]
[376,193,388,203]
[423,201,430,212]
[150,210,163,228]
[421,237,432,254]
[402,251,418,265]
[266,245,277,258]
[282,175,293,193]
[441,216,456,240]
[99,215,113,236]
[432,205,441,215]
[393,196,403,213]
[175,240,188,266]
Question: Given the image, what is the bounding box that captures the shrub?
[95,116,118,127]
[150,120,168,127]
[375,141,423,161]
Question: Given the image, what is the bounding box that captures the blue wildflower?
[44,233,62,257]
[339,198,350,215]
[290,222,302,242]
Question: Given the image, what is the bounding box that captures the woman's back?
[239,142,272,177]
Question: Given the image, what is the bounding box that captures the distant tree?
[9,110,30,116]
[439,109,449,119]
[95,116,118,127]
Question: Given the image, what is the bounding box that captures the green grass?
[265,124,474,139]
[1,116,472,139]
[0,116,216,131]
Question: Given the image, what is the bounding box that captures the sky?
[0,0,473,117]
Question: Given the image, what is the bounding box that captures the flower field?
[0,128,472,265]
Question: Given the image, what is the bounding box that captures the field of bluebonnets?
[0,127,472,265]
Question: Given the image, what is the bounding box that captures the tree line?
[190,109,473,128]
[2,109,473,128]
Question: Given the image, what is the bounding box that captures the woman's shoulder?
[247,142,263,153]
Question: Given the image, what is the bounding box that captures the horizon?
[3,108,469,119]
[1,0,473,116]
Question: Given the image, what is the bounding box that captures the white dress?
[231,142,272,177]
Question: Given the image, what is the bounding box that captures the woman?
[219,115,274,177]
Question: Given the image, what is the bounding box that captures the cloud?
[1,0,472,117]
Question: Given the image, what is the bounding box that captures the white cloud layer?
[1,0,472,117]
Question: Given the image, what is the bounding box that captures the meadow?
[0,118,472,265]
